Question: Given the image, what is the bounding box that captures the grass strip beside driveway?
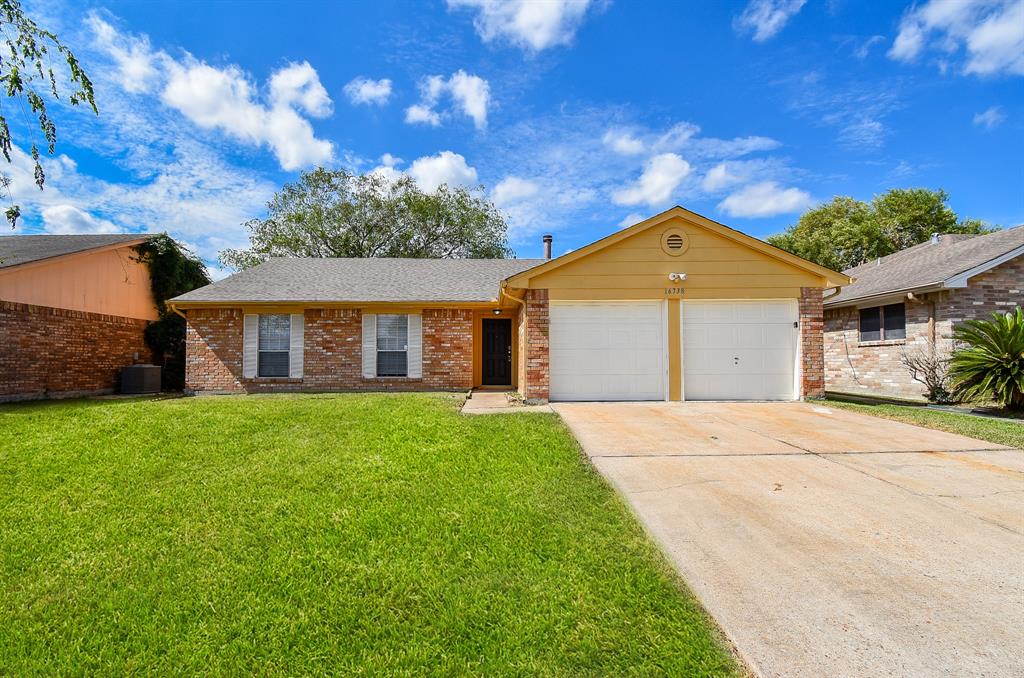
[826,400,1023,449]
[0,393,738,675]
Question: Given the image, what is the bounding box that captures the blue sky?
[9,0,1024,275]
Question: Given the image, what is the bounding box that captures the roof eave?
[823,282,944,308]
[0,236,152,274]
[169,299,504,310]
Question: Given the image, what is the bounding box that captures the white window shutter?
[243,314,258,378]
[407,314,422,379]
[361,313,376,378]
[289,313,304,378]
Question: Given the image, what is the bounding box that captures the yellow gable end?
[524,215,827,301]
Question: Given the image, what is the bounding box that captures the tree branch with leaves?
[0,0,97,227]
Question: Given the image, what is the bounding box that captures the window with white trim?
[258,314,291,377]
[376,314,408,377]
[859,303,906,342]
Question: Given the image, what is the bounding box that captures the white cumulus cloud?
[408,151,479,192]
[162,59,334,171]
[618,212,648,229]
[343,76,393,105]
[973,105,1007,128]
[447,0,596,51]
[404,104,442,126]
[405,71,490,130]
[87,14,334,172]
[493,176,540,204]
[701,162,744,192]
[733,0,806,42]
[602,129,645,155]
[612,153,692,207]
[718,181,811,218]
[41,204,121,234]
[448,71,491,129]
[889,0,1024,77]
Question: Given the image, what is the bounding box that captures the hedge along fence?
[134,235,210,390]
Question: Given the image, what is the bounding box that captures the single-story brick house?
[170,207,849,402]
[1,234,157,402]
[824,225,1024,400]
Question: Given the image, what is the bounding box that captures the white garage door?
[550,302,666,401]
[683,300,798,401]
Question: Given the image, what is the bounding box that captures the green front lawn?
[0,394,738,675]
[826,400,1024,449]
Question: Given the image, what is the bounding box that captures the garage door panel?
[683,300,797,401]
[550,302,665,401]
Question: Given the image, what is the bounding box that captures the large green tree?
[220,169,512,270]
[0,0,97,227]
[768,189,993,272]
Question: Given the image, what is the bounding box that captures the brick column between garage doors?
[522,289,549,402]
[799,287,824,399]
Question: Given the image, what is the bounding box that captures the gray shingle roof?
[825,225,1024,306]
[171,257,548,304]
[0,234,149,269]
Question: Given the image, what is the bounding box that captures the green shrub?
[949,308,1024,410]
[133,235,210,390]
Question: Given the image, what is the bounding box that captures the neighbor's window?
[859,303,906,342]
[376,314,408,377]
[258,314,291,377]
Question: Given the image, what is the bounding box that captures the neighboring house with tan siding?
[170,207,849,402]
[823,225,1024,400]
[0,234,158,402]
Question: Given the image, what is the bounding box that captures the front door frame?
[473,309,518,388]
[481,317,513,386]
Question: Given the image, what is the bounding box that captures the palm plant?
[948,308,1024,410]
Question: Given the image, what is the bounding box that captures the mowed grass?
[826,400,1024,449]
[0,394,739,675]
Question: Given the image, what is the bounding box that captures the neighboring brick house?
[824,226,1024,400]
[1,234,158,402]
[171,206,848,403]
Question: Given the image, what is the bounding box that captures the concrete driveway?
[553,402,1024,678]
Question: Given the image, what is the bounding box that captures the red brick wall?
[823,255,1024,399]
[0,300,152,402]
[799,287,824,399]
[519,289,549,402]
[185,307,474,394]
[303,308,361,390]
[184,307,245,392]
[422,308,474,389]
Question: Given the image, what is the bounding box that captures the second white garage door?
[683,300,798,401]
[549,302,666,401]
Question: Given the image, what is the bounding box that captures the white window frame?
[257,314,291,378]
[376,314,409,378]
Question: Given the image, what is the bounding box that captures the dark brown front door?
[482,318,512,386]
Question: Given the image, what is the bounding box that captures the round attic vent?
[660,228,689,256]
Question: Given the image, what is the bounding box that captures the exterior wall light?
[668,272,687,282]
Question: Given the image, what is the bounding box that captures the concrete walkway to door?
[553,401,1024,678]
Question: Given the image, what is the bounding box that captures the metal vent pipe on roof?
[543,234,552,259]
